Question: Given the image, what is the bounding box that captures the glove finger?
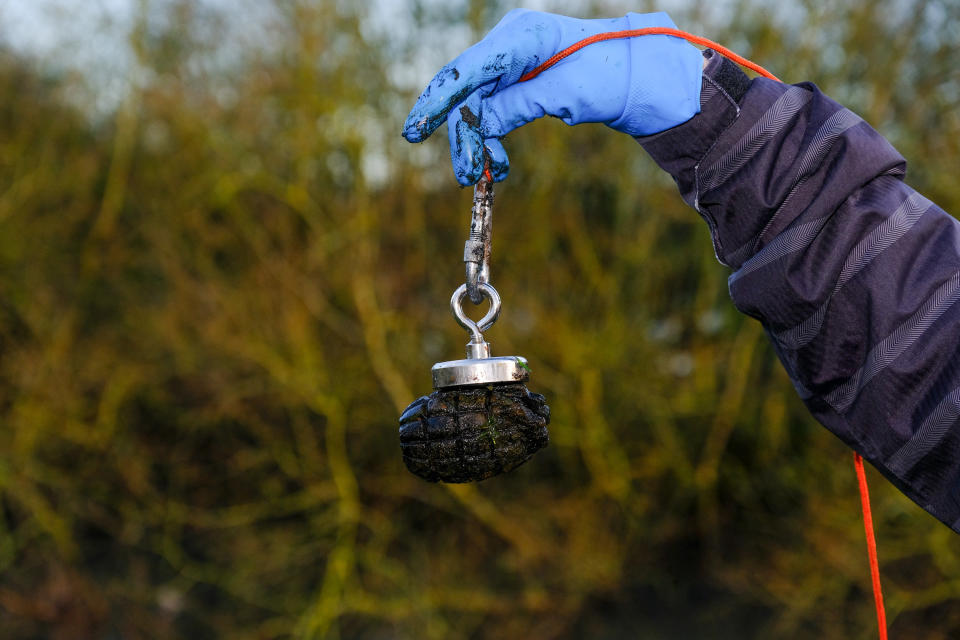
[402,9,555,143]
[446,86,512,186]
[447,90,486,186]
[484,138,509,182]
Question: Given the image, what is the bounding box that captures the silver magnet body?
[432,356,530,389]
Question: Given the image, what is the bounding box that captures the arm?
[403,11,960,533]
[647,51,960,532]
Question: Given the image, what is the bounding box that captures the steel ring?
[450,282,501,340]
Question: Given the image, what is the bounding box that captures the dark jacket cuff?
[635,50,747,239]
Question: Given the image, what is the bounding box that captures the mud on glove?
[402,9,703,185]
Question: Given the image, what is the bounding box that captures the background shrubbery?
[1,1,960,637]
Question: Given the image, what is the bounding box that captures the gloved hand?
[402,9,703,186]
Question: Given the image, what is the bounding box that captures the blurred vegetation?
[1,0,960,638]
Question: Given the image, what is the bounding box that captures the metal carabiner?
[464,171,493,305]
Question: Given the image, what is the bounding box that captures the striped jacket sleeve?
[638,50,960,533]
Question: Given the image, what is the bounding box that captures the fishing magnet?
[398,175,550,483]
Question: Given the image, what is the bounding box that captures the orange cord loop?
[518,27,781,83]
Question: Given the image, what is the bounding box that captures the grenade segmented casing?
[398,383,549,483]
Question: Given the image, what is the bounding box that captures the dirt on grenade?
[398,383,550,483]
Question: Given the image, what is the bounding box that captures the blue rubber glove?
[402,9,703,186]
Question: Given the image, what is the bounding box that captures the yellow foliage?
[0,1,959,638]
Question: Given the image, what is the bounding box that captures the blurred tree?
[0,0,959,638]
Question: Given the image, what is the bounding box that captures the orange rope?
[519,28,889,639]
[518,27,781,83]
[855,452,889,639]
